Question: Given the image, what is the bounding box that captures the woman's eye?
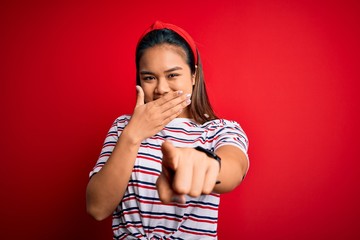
[143,76,155,81]
[168,73,179,78]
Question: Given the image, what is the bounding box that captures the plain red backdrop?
[1,0,359,239]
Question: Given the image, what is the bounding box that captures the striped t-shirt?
[90,115,249,239]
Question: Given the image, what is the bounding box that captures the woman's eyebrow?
[139,70,154,75]
[164,66,183,73]
[140,67,183,75]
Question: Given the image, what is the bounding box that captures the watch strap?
[194,146,221,169]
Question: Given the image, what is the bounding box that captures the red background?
[1,0,360,239]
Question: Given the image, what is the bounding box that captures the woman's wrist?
[120,127,143,146]
[194,146,221,170]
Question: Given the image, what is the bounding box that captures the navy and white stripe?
[90,115,249,239]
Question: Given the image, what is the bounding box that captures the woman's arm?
[86,87,190,221]
[86,128,141,221]
[156,143,248,203]
[213,145,248,193]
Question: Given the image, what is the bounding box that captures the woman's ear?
[192,65,198,85]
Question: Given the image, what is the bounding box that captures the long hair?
[136,29,218,124]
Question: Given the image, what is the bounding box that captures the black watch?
[195,146,221,169]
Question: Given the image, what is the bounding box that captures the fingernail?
[171,195,185,203]
[186,93,191,99]
[177,90,183,95]
[171,195,180,203]
[186,99,191,105]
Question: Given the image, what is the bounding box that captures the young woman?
[86,21,249,239]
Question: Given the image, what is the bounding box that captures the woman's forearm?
[86,128,141,221]
[213,145,249,193]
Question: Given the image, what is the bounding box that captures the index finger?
[154,90,184,106]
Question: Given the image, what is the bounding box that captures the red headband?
[138,21,198,65]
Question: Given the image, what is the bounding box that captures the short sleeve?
[89,115,131,178]
[213,120,248,152]
[213,120,249,172]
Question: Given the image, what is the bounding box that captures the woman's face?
[139,44,195,117]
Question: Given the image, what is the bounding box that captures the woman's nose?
[155,78,170,95]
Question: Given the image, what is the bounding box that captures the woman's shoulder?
[115,114,131,121]
[200,118,242,129]
[112,114,132,126]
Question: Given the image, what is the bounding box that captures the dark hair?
[136,29,218,124]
